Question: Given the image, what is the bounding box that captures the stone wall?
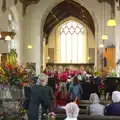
[0,0,24,64]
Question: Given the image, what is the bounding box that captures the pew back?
[56,114,120,120]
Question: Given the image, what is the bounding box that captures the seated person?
[56,83,69,107]
[86,93,105,116]
[106,91,120,116]
[65,102,80,120]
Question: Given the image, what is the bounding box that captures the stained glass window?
[60,21,86,63]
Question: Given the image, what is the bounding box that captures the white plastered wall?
[115,1,120,72]
[0,0,24,65]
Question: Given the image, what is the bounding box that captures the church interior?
[0,0,120,120]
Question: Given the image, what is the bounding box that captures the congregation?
[26,72,120,120]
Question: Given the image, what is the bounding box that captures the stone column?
[36,35,41,74]
[115,2,120,72]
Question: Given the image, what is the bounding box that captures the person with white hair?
[65,102,80,120]
[86,93,105,116]
[106,91,120,116]
[28,73,54,120]
[37,73,48,86]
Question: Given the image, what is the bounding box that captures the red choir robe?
[56,91,70,107]
[59,72,68,82]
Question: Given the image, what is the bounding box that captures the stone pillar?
[115,2,120,72]
[36,35,41,75]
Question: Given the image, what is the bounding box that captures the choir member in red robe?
[56,83,69,107]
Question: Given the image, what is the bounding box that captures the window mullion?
[65,33,67,63]
[77,33,78,63]
[71,33,73,63]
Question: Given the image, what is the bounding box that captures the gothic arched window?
[60,21,86,63]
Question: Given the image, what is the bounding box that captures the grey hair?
[90,93,100,104]
[37,73,48,86]
[112,91,120,103]
[65,102,80,118]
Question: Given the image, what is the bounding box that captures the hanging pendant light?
[102,34,108,40]
[99,44,104,48]
[107,3,116,27]
[28,8,32,49]
[5,35,11,41]
[0,33,1,38]
[102,2,108,40]
[87,57,90,60]
[28,45,32,49]
[107,18,116,27]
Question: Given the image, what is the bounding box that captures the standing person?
[56,83,69,107]
[70,76,83,102]
[28,73,54,120]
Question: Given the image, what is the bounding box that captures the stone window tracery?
[60,21,86,63]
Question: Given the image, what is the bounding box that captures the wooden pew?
[55,100,111,115]
[56,114,120,120]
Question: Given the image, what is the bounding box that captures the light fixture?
[27,8,33,49]
[99,44,104,48]
[88,57,90,60]
[47,56,50,60]
[107,18,116,27]
[102,34,108,40]
[107,1,116,27]
[28,45,32,49]
[101,2,108,40]
[0,33,1,38]
[5,35,11,41]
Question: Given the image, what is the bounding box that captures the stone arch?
[40,0,98,41]
[40,0,99,69]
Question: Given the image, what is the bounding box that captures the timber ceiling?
[43,0,95,44]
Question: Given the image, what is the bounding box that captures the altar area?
[46,63,94,71]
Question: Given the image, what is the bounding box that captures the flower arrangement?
[98,82,104,95]
[0,64,25,86]
[107,69,117,77]
[93,71,99,76]
[6,49,17,65]
[48,112,56,120]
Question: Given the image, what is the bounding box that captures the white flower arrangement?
[107,69,117,77]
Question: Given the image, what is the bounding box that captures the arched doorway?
[42,0,96,70]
